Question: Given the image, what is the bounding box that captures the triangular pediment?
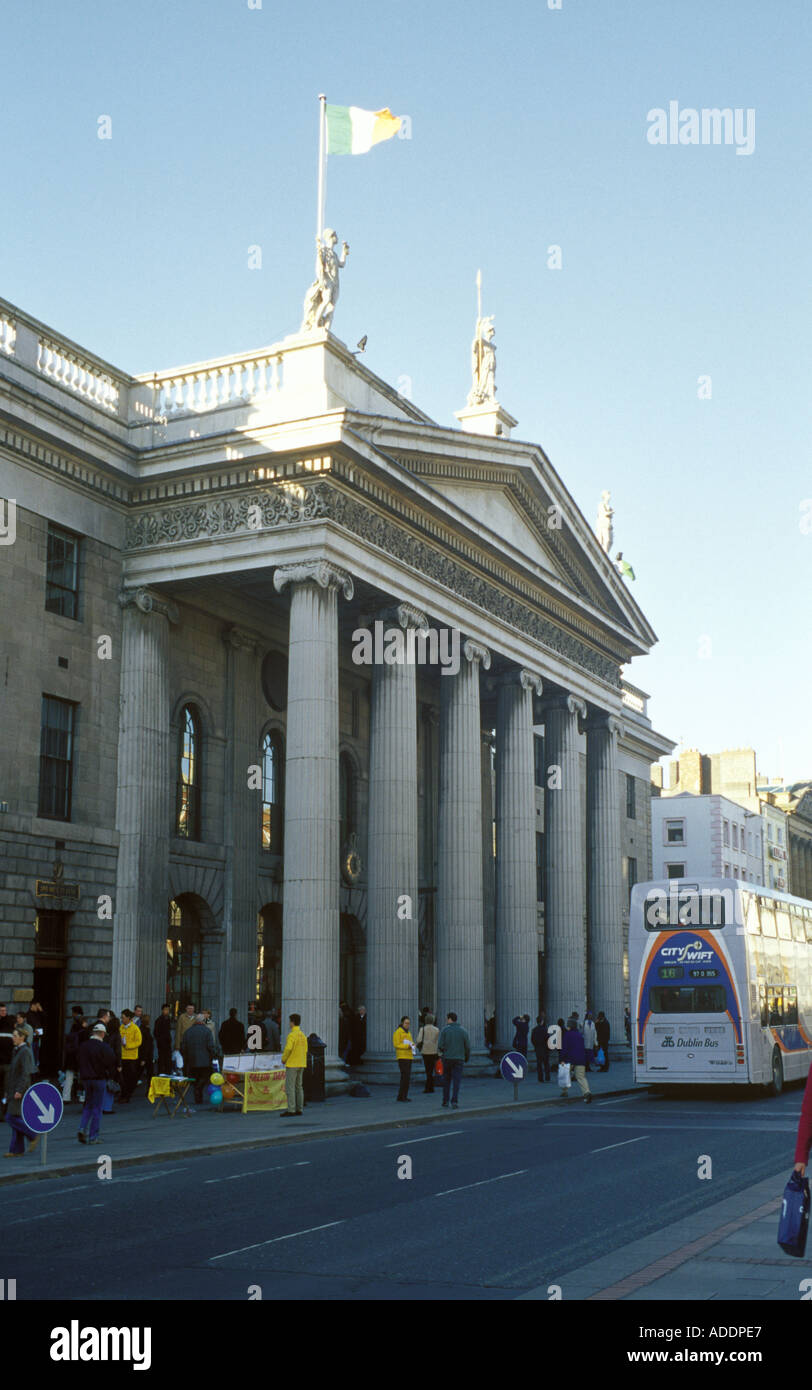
[429,480,569,583]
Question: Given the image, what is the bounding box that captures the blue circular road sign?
[500,1051,527,1082]
[21,1081,63,1134]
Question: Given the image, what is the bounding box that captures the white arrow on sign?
[505,1057,524,1078]
[31,1091,55,1125]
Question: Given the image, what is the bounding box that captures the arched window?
[176,705,201,839]
[166,898,202,1017]
[339,752,356,848]
[261,731,284,851]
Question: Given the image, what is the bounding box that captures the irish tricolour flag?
[326,104,402,155]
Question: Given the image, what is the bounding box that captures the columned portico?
[585,712,624,1035]
[494,668,543,1054]
[274,560,353,1078]
[363,602,426,1072]
[436,638,490,1060]
[541,692,587,1023]
[112,586,178,1014]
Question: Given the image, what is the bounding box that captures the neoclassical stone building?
[0,294,672,1079]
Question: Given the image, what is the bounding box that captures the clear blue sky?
[3,0,810,780]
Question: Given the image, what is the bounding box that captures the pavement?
[1,1060,636,1185]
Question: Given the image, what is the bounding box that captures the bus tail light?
[736,1045,745,1065]
[636,1046,644,1065]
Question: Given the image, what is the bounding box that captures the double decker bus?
[630,878,812,1094]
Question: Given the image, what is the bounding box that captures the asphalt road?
[3,1086,803,1301]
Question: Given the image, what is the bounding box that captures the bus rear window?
[649,986,727,1013]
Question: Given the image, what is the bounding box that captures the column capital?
[490,667,543,696]
[359,600,429,632]
[222,624,262,653]
[462,638,492,670]
[273,559,354,600]
[539,691,586,719]
[582,710,625,738]
[118,586,179,624]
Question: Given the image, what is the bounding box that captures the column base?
[324,1058,353,1096]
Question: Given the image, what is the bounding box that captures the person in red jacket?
[794,1061,812,1175]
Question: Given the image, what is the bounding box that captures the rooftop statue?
[301,227,349,333]
[596,490,614,554]
[468,314,497,406]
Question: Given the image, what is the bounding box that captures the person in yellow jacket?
[393,1016,415,1103]
[118,1009,142,1104]
[280,1013,307,1117]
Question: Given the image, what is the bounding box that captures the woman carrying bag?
[416,1013,440,1093]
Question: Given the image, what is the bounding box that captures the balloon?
[209,1088,223,1105]
[222,1083,236,1100]
[210,1072,224,1086]
[205,1083,215,1096]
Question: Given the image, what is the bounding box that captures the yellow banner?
[242,1069,287,1113]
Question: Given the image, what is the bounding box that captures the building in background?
[650,792,763,883]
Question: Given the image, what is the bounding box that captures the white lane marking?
[591,1135,650,1154]
[7,1202,105,1226]
[116,1168,186,1184]
[596,1096,649,1106]
[204,1162,310,1184]
[210,1220,345,1261]
[434,1169,528,1198]
[384,1130,463,1148]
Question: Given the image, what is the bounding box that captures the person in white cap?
[77,1023,116,1145]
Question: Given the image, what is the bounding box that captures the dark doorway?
[33,960,66,1078]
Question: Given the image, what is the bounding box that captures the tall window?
[535,832,544,902]
[666,819,685,843]
[534,735,545,788]
[626,774,636,819]
[45,524,80,619]
[166,898,201,1016]
[176,705,201,839]
[627,855,638,904]
[38,695,76,819]
[261,731,284,851]
[339,752,356,847]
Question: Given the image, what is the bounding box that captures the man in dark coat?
[182,1015,218,1103]
[154,1004,173,1074]
[349,1006,367,1066]
[219,1008,246,1055]
[0,1004,15,1116]
[595,1011,611,1072]
[512,1014,531,1055]
[530,1013,550,1082]
[5,1029,36,1156]
[560,1017,592,1103]
[77,1023,115,1144]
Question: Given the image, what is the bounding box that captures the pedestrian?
[393,1016,415,1102]
[794,1061,812,1177]
[133,1004,146,1036]
[118,1010,142,1104]
[138,1014,154,1087]
[203,1009,217,1044]
[280,1013,307,1117]
[180,1014,217,1105]
[559,1016,592,1103]
[349,1006,366,1066]
[175,1003,196,1054]
[583,1013,597,1072]
[624,1007,632,1045]
[438,1011,470,1109]
[0,1004,14,1117]
[77,1023,115,1145]
[218,1008,246,1055]
[416,1012,440,1092]
[154,1004,173,1074]
[266,1010,281,1052]
[61,1007,84,1103]
[531,1013,551,1083]
[26,1001,45,1068]
[4,1028,37,1157]
[512,1013,531,1055]
[101,1010,121,1112]
[596,1011,611,1072]
[14,1012,33,1047]
[484,1012,496,1051]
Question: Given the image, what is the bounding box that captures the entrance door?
[33,960,66,1078]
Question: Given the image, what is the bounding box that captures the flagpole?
[317,94,327,239]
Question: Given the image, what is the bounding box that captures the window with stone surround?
[665,819,684,844]
[626,774,636,819]
[38,695,76,820]
[627,855,638,903]
[723,820,730,847]
[261,730,284,851]
[176,705,201,840]
[534,735,544,788]
[666,862,685,879]
[45,523,80,620]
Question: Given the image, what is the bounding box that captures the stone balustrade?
[0,313,15,356]
[137,348,284,420]
[621,681,648,716]
[36,336,122,413]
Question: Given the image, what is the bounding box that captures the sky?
[2,0,810,780]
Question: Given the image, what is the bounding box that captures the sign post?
[500,1050,527,1102]
[21,1081,63,1166]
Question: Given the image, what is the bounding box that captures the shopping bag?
[777,1171,810,1257]
[557,1062,571,1089]
[595,1047,606,1067]
[435,1057,443,1077]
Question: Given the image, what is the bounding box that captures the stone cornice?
[0,417,131,506]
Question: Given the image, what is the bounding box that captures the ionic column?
[494,669,543,1054]
[437,638,490,1060]
[112,587,178,1014]
[481,731,496,1021]
[585,712,624,1042]
[222,625,262,1027]
[273,560,353,1072]
[364,603,426,1071]
[541,692,587,1024]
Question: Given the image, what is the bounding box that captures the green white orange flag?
[326,104,402,155]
